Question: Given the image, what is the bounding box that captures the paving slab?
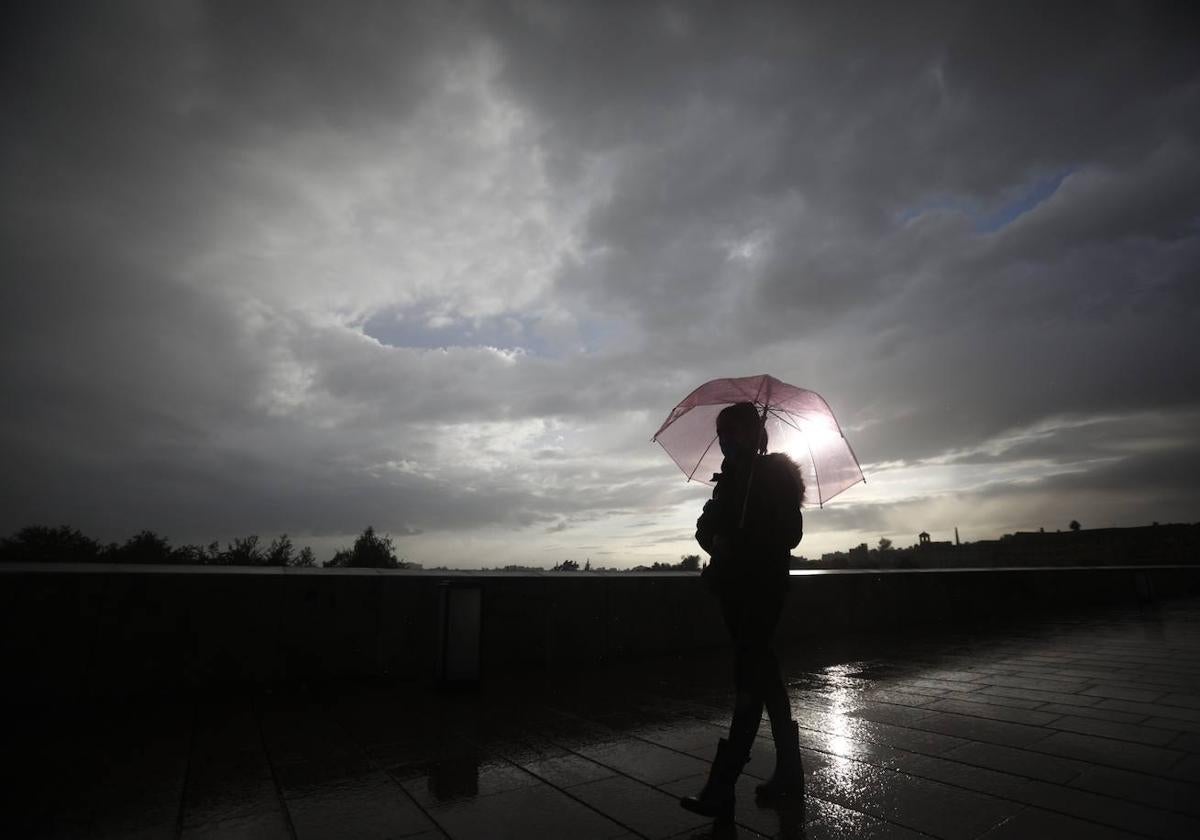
[569,775,710,839]
[1015,778,1200,840]
[424,780,630,840]
[1031,730,1184,774]
[1069,765,1200,817]
[1046,715,1181,745]
[922,697,1064,726]
[572,738,712,786]
[808,762,1019,839]
[977,806,1135,840]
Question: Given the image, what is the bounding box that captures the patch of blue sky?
[577,316,632,352]
[362,305,631,357]
[896,167,1074,234]
[362,306,550,355]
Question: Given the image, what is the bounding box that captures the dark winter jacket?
[695,453,804,593]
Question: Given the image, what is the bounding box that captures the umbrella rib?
[686,433,719,482]
[841,433,866,485]
[809,392,867,488]
[805,435,823,508]
[770,408,805,433]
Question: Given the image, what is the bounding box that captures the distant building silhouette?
[807,523,1200,570]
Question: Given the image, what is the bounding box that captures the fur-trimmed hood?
[757,452,806,507]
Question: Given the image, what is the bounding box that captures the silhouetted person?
[680,402,805,821]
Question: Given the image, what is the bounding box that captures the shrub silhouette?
[265,534,293,566]
[0,525,102,563]
[171,542,220,565]
[221,535,263,566]
[633,555,704,572]
[110,530,175,565]
[323,526,403,568]
[1,525,322,567]
[293,546,316,567]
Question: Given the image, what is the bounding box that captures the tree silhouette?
[2,525,334,568]
[877,537,893,552]
[222,535,263,566]
[1069,520,1081,532]
[265,534,294,566]
[324,549,352,568]
[171,542,214,565]
[0,525,102,563]
[553,559,580,571]
[637,556,703,571]
[293,546,316,567]
[324,526,403,568]
[112,530,175,564]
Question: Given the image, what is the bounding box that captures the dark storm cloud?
[491,5,1197,444]
[936,408,1200,468]
[2,1,1198,560]
[2,0,486,544]
[483,0,1200,465]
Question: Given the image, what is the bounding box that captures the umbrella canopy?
[652,374,865,507]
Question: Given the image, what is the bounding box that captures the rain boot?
[679,738,743,821]
[755,719,804,803]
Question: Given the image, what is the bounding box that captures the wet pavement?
[5,597,1200,839]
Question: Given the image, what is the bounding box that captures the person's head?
[716,402,767,460]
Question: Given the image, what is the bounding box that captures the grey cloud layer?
[2,1,1197,558]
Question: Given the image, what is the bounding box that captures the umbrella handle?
[737,402,772,529]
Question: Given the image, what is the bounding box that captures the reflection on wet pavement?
[5,599,1200,838]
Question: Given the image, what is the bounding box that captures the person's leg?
[727,642,766,757]
[757,595,791,732]
[724,592,767,757]
[680,591,758,820]
[754,593,804,804]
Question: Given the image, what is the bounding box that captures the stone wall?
[2,564,1197,702]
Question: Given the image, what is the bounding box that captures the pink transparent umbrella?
[652,374,865,507]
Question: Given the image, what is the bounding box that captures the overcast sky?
[3,1,1198,566]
